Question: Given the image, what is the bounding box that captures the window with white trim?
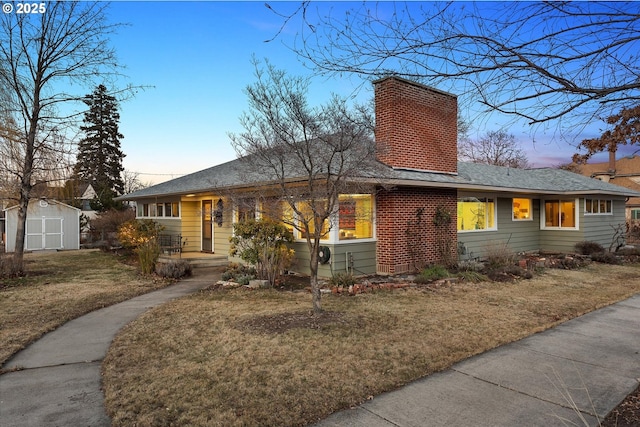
[512,198,532,221]
[542,199,578,229]
[585,198,612,215]
[457,197,496,232]
[136,202,180,218]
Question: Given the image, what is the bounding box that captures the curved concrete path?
[1,275,638,427]
[0,268,221,427]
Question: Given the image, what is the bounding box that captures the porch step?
[158,253,228,269]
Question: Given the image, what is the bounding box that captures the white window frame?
[584,198,613,215]
[541,198,580,230]
[512,198,533,221]
[136,201,181,219]
[457,195,498,233]
[293,195,377,244]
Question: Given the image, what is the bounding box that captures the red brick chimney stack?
[374,77,458,174]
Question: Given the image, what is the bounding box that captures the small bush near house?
[90,208,136,246]
[483,241,517,269]
[574,241,605,255]
[457,260,485,272]
[415,264,450,283]
[118,219,164,275]
[155,260,192,279]
[590,251,621,265]
[229,219,294,287]
[221,263,257,283]
[329,272,355,288]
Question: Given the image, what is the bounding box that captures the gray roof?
[118,159,640,200]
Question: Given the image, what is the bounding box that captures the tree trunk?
[12,197,29,273]
[13,109,38,275]
[309,241,322,315]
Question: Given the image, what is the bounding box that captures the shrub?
[415,265,450,283]
[90,208,135,243]
[155,260,192,279]
[229,219,294,287]
[222,263,257,283]
[117,219,164,274]
[574,241,604,255]
[329,272,355,288]
[457,260,485,272]
[590,251,621,265]
[483,241,517,269]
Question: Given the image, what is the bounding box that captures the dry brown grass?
[103,263,640,427]
[0,250,170,366]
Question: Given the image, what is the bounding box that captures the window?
[338,194,373,240]
[457,197,496,232]
[136,202,180,218]
[512,198,532,221]
[297,201,330,240]
[585,198,612,215]
[543,199,578,229]
[632,209,640,220]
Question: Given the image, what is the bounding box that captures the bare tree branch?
[272,1,640,132]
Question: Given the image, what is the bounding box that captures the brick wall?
[374,76,458,173]
[376,187,457,274]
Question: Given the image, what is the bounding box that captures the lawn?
[103,262,640,427]
[0,250,170,367]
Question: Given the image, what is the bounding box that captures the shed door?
[26,218,63,250]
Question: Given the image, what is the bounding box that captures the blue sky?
[103,1,621,184]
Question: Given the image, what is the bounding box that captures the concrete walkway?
[315,294,640,427]
[0,277,638,427]
[0,268,221,427]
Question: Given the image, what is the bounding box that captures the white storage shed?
[4,199,81,252]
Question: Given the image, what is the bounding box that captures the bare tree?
[122,170,146,195]
[230,60,387,314]
[271,2,640,132]
[0,1,125,272]
[459,130,531,169]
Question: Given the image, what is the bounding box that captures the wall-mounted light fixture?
[215,198,224,227]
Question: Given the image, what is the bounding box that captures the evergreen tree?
[74,84,125,211]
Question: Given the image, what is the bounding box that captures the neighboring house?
[4,199,81,252]
[118,77,639,277]
[577,154,640,220]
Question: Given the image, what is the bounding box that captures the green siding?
[581,198,626,250]
[289,240,377,278]
[458,198,541,260]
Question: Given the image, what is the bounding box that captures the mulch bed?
[602,384,640,427]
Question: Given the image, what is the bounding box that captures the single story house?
[4,199,81,252]
[118,77,639,277]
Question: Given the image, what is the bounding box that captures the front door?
[202,200,213,252]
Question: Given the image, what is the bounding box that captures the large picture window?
[457,197,496,232]
[543,199,578,229]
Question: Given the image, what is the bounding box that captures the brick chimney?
[374,77,458,174]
